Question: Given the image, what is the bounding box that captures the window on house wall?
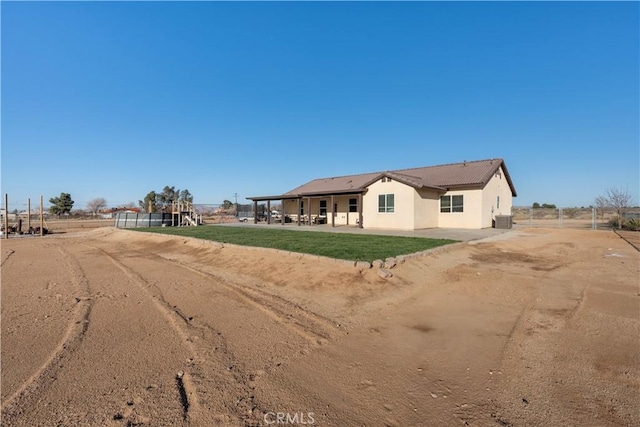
[378,194,395,213]
[452,195,463,212]
[349,198,357,213]
[300,200,304,215]
[440,195,464,213]
[497,196,500,209]
[319,200,327,216]
[381,177,393,183]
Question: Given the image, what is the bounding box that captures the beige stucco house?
[248,158,517,230]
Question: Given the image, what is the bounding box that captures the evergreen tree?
[49,193,74,217]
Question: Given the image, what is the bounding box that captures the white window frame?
[440,195,463,213]
[378,194,395,213]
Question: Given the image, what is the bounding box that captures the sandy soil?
[1,227,638,426]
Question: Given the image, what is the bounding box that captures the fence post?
[4,193,9,239]
[40,195,44,237]
[529,207,533,227]
[4,193,8,239]
[559,208,563,228]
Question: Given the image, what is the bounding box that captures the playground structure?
[171,200,202,227]
[1,194,48,238]
[115,201,203,229]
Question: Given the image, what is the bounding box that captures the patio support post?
[253,200,258,224]
[297,198,301,226]
[346,198,349,226]
[267,200,271,224]
[331,195,335,227]
[282,199,285,226]
[307,197,312,226]
[358,193,363,228]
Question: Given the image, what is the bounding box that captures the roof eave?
[500,161,518,197]
[246,195,292,201]
[297,188,367,197]
[248,188,367,201]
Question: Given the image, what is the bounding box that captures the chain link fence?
[512,207,640,230]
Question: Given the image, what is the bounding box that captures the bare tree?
[86,197,107,217]
[603,187,633,229]
[594,195,608,221]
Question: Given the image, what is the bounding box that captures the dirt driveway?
[1,227,638,426]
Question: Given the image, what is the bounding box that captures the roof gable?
[394,158,517,195]
[359,171,446,191]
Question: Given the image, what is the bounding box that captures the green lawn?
[132,225,457,262]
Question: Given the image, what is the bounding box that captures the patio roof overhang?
[246,194,291,201]
[247,188,367,202]
[246,189,366,229]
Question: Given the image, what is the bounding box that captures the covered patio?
[247,190,365,228]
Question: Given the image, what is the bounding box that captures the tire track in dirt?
[102,237,341,344]
[155,254,341,345]
[80,244,207,424]
[83,244,263,426]
[84,244,196,351]
[86,241,347,425]
[1,244,93,419]
[448,243,572,426]
[102,231,342,343]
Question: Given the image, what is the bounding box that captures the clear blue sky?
[2,1,638,211]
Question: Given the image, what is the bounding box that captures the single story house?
[248,158,517,230]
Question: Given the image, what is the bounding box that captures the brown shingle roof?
[284,171,381,196]
[393,158,515,190]
[250,158,516,200]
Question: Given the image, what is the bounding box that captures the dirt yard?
[1,227,638,426]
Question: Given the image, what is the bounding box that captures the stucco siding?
[363,179,415,230]
[284,196,359,225]
[414,188,440,229]
[481,165,514,227]
[438,189,483,229]
[283,199,297,217]
[325,196,355,225]
[347,212,360,225]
